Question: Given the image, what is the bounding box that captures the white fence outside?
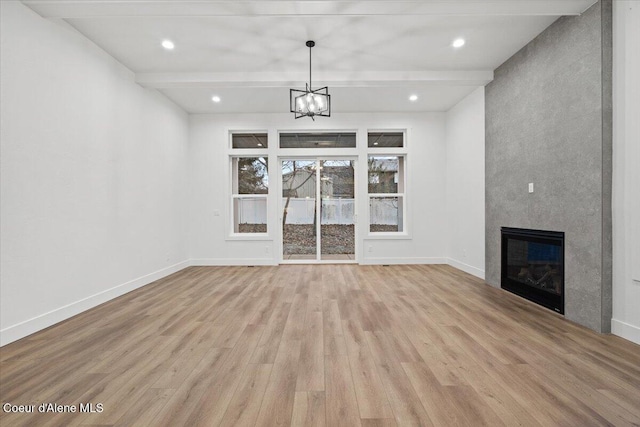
[283,198,317,224]
[283,198,355,224]
[369,197,400,225]
[236,197,267,224]
[321,198,355,225]
[236,197,398,226]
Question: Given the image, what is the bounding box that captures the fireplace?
[501,227,564,314]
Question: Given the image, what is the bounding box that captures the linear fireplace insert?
[501,227,564,314]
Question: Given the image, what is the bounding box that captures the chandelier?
[290,41,331,120]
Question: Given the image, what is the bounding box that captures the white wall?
[445,87,486,278]
[0,2,190,346]
[612,0,640,345]
[188,112,448,265]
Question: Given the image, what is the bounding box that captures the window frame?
[228,131,270,240]
[366,129,409,238]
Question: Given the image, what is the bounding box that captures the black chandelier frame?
[290,40,331,120]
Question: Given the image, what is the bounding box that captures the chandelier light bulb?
[453,38,465,48]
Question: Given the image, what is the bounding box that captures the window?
[232,133,268,149]
[231,157,268,234]
[368,132,404,148]
[368,155,405,233]
[279,132,356,148]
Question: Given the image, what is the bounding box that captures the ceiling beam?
[23,1,597,19]
[135,70,494,89]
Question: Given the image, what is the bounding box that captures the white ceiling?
[23,0,597,114]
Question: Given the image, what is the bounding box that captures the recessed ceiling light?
[257,143,263,147]
[409,94,418,102]
[453,38,465,48]
[211,95,221,103]
[373,142,379,146]
[161,40,175,50]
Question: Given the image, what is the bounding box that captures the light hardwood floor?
[1,264,639,426]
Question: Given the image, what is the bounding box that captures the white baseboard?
[360,257,447,265]
[191,258,278,266]
[0,260,190,347]
[446,258,485,279]
[611,318,640,345]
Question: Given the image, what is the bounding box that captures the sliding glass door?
[281,158,355,262]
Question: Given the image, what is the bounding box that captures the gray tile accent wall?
[485,1,613,332]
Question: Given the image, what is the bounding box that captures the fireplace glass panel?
[506,239,562,296]
[501,227,564,314]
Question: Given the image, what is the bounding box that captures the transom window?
[279,132,356,148]
[232,133,268,149]
[368,132,404,148]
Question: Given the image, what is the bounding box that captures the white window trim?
[227,138,270,240]
[366,150,409,239]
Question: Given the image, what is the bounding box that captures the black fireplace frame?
[501,227,565,314]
